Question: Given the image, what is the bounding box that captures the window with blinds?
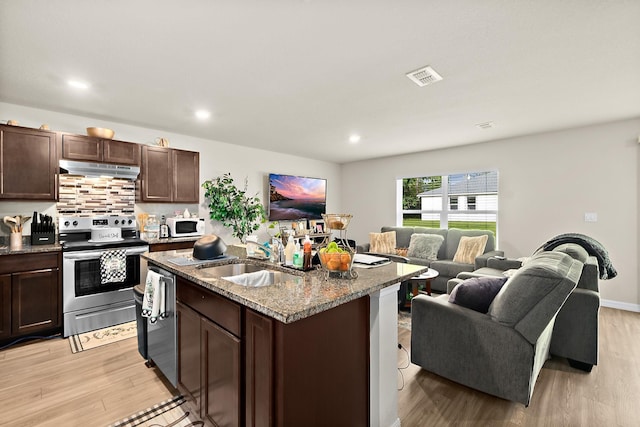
[398,171,498,234]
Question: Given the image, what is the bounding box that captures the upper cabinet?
[139,146,199,203]
[61,133,140,166]
[0,124,58,200]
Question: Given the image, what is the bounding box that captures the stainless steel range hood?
[59,159,140,180]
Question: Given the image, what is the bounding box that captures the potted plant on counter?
[202,173,266,243]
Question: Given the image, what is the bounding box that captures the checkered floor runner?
[109,395,202,427]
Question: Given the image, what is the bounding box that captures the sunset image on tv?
[269,173,327,220]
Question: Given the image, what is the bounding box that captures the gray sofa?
[411,250,582,405]
[357,226,503,293]
[448,243,601,371]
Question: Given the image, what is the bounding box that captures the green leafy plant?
[202,173,266,242]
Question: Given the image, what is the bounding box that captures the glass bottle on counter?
[303,235,312,270]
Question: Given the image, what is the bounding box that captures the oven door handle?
[63,246,149,260]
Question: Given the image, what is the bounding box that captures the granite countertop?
[0,236,62,256]
[142,250,429,324]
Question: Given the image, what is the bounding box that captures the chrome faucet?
[246,239,285,264]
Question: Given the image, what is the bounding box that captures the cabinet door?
[61,134,103,162]
[140,146,174,202]
[177,301,202,410]
[11,268,60,336]
[201,316,241,427]
[104,139,140,166]
[0,125,57,200]
[0,274,11,340]
[245,309,274,427]
[173,149,200,203]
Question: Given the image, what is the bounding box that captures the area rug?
[398,310,412,330]
[69,320,137,353]
[109,395,203,427]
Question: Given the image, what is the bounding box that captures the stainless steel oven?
[60,215,149,337]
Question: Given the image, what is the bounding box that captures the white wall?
[342,118,640,309]
[0,102,342,244]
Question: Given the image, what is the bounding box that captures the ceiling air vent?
[475,121,495,130]
[406,66,443,87]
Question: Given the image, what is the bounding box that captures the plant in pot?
[202,173,266,243]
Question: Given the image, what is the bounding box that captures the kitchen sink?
[198,263,302,287]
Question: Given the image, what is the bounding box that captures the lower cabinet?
[0,252,62,342]
[177,280,242,427]
[0,275,11,340]
[176,276,369,427]
[201,317,241,427]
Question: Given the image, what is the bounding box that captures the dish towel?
[100,249,127,284]
[222,270,272,287]
[142,270,165,323]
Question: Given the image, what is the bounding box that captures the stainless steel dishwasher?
[144,261,177,387]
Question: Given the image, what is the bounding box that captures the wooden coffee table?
[407,268,439,298]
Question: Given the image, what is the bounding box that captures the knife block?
[30,231,55,245]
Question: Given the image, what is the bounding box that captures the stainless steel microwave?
[166,217,205,237]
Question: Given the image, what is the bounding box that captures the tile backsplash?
[58,175,135,215]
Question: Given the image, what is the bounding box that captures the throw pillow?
[452,234,489,264]
[407,234,444,260]
[395,247,408,257]
[369,231,396,254]
[449,276,508,313]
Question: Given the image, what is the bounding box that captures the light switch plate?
[584,212,598,222]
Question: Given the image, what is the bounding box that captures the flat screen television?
[268,173,326,221]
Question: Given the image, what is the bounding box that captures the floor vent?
[406,66,443,87]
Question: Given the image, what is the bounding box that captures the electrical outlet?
[584,212,598,222]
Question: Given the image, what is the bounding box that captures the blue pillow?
[449,276,508,313]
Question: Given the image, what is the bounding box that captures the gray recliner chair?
[448,242,601,371]
[411,251,582,405]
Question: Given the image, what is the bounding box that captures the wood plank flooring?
[397,307,640,427]
[0,307,638,426]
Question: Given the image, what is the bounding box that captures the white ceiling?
[1,1,639,164]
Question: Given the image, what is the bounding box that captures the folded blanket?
[100,249,127,284]
[222,270,271,287]
[536,233,617,280]
[142,270,165,323]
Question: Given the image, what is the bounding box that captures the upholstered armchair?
[411,251,582,405]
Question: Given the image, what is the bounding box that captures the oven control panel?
[59,215,137,232]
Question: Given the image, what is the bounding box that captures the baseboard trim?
[601,299,640,313]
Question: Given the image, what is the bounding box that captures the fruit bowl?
[318,240,356,278]
[322,214,352,230]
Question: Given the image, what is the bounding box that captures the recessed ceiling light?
[195,110,211,120]
[67,80,89,89]
[349,134,361,143]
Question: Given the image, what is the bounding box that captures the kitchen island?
[143,250,428,427]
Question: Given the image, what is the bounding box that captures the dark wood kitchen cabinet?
[177,278,241,427]
[0,275,10,340]
[61,133,140,166]
[245,298,369,427]
[0,124,58,200]
[139,146,199,203]
[0,252,62,343]
[170,270,369,427]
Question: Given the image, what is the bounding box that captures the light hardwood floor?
[397,307,640,427]
[0,307,638,426]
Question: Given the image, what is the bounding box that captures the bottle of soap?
[294,239,303,268]
[303,235,312,270]
[285,234,295,265]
